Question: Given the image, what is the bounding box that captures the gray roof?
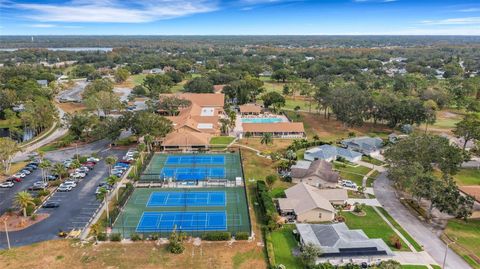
[281,183,336,214]
[341,137,383,152]
[296,223,393,257]
[291,160,311,170]
[290,160,340,183]
[305,145,362,161]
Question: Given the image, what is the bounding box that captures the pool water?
[242,118,283,123]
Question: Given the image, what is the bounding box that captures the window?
[318,213,322,218]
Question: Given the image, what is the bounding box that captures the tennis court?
[136,211,227,232]
[140,152,243,183]
[147,191,226,207]
[166,155,225,165]
[161,167,225,180]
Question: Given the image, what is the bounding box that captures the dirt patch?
[0,213,49,232]
[56,102,87,114]
[0,239,266,269]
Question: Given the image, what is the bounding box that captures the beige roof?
[316,189,348,202]
[291,160,340,183]
[162,129,211,146]
[239,104,262,113]
[160,93,224,107]
[282,183,335,214]
[243,122,305,133]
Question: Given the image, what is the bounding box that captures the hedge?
[109,233,122,241]
[201,231,232,241]
[235,232,249,240]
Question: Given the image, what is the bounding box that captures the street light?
[442,239,456,269]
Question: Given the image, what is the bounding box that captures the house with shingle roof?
[341,136,383,156]
[304,145,362,163]
[277,183,347,222]
[290,160,341,188]
[296,223,393,261]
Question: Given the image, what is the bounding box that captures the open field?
[270,226,302,269]
[0,239,265,269]
[211,136,235,145]
[56,102,87,114]
[236,138,293,153]
[443,219,480,269]
[343,206,410,251]
[240,149,277,181]
[419,109,465,132]
[453,169,480,186]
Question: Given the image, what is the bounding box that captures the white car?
[61,181,77,188]
[33,181,48,188]
[0,182,14,188]
[57,185,73,192]
[342,180,357,189]
[76,167,89,173]
[13,172,26,178]
[20,169,32,175]
[87,157,100,162]
[70,172,86,179]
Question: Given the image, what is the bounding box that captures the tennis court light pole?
[4,219,11,250]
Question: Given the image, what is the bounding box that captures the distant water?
[0,47,113,52]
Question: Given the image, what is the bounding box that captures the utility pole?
[442,241,454,269]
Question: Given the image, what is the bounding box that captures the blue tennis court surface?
[166,155,225,165]
[161,167,225,180]
[147,191,226,207]
[136,211,227,232]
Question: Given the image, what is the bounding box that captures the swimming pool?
[242,118,283,123]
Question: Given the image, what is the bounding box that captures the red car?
[82,162,95,169]
[7,176,22,183]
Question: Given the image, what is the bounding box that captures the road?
[0,140,123,249]
[57,80,87,102]
[374,172,471,269]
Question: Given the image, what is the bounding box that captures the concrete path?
[374,172,471,269]
[347,198,382,207]
[393,251,437,267]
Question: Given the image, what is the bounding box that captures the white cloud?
[458,8,480,12]
[15,0,218,23]
[420,17,480,25]
[30,24,57,28]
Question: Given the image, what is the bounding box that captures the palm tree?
[14,191,34,218]
[228,110,236,129]
[285,149,297,166]
[52,162,67,181]
[260,133,273,145]
[70,159,81,171]
[244,132,252,143]
[137,143,146,164]
[106,175,120,200]
[144,135,154,153]
[105,155,118,176]
[90,223,102,243]
[96,187,110,227]
[219,118,230,135]
[39,159,52,183]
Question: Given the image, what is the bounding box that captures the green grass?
[453,168,480,186]
[270,187,286,198]
[366,170,380,187]
[334,163,372,186]
[210,136,235,145]
[430,265,442,269]
[131,74,147,86]
[361,156,385,166]
[443,219,480,268]
[232,249,263,269]
[37,144,60,152]
[343,206,410,251]
[377,207,423,252]
[0,118,21,128]
[271,226,302,269]
[401,265,429,269]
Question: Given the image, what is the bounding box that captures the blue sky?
[1,0,480,35]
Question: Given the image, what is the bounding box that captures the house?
[239,103,262,115]
[36,80,48,87]
[304,145,362,163]
[296,223,393,261]
[290,160,341,188]
[388,133,409,144]
[277,183,347,222]
[159,93,225,150]
[242,122,305,138]
[341,137,383,156]
[150,68,164,74]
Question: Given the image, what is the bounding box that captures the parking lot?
[0,148,126,248]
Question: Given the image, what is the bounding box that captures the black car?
[23,166,34,172]
[26,164,38,169]
[28,185,46,191]
[42,202,60,208]
[47,174,59,181]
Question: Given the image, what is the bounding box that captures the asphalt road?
[0,141,124,249]
[57,80,87,102]
[374,172,471,269]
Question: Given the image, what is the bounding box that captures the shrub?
[37,189,50,197]
[201,231,232,241]
[26,204,35,216]
[131,233,143,241]
[389,235,402,250]
[353,203,365,213]
[235,232,249,240]
[109,233,122,242]
[30,214,37,221]
[149,234,159,241]
[33,197,43,206]
[265,174,278,187]
[97,233,107,241]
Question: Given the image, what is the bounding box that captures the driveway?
[57,80,87,102]
[0,142,123,249]
[374,172,471,269]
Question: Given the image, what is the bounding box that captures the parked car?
[26,163,38,169]
[20,169,32,175]
[95,186,111,195]
[7,177,22,183]
[57,185,73,192]
[76,166,89,174]
[0,181,14,188]
[70,172,86,179]
[83,162,96,168]
[23,166,35,172]
[28,185,46,191]
[47,174,59,181]
[63,180,77,188]
[42,202,60,208]
[341,180,357,189]
[13,172,26,178]
[33,181,48,187]
[87,157,100,162]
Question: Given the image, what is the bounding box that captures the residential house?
[290,160,341,188]
[341,137,383,156]
[304,145,362,163]
[242,122,305,138]
[296,223,393,262]
[36,80,48,87]
[277,183,347,222]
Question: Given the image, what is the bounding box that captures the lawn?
[240,149,277,181]
[361,156,385,166]
[443,219,480,269]
[343,206,410,251]
[453,168,480,186]
[334,163,372,186]
[377,207,423,252]
[130,73,147,86]
[0,118,21,128]
[271,226,302,269]
[236,138,293,153]
[210,136,235,145]
[270,187,287,198]
[401,265,429,269]
[366,170,380,187]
